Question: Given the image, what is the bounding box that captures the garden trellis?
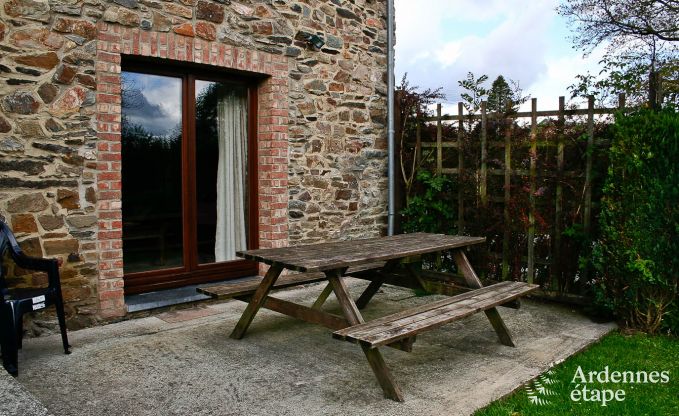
[400,94,626,296]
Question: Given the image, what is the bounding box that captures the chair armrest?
[11,252,58,272]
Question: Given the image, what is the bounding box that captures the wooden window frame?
[121,58,260,294]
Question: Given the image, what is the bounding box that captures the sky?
[394,0,606,112]
[122,72,182,136]
[121,73,217,137]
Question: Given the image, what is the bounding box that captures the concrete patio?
[9,280,615,416]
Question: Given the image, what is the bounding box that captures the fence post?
[436,103,442,175]
[583,96,594,240]
[581,95,595,282]
[480,101,488,207]
[415,122,422,166]
[457,102,464,234]
[527,98,537,284]
[502,116,513,281]
[553,96,565,290]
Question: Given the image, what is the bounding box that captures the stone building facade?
[0,0,388,328]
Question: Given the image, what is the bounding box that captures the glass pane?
[195,80,248,264]
[121,72,183,273]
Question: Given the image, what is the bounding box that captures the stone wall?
[0,0,388,328]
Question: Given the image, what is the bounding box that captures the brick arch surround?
[94,23,289,318]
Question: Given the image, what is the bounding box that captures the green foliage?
[458,72,489,114]
[568,51,679,108]
[559,0,678,108]
[486,76,512,113]
[396,74,445,201]
[459,73,529,116]
[591,108,679,334]
[401,171,456,234]
[475,332,679,416]
[487,75,530,114]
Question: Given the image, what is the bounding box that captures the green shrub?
[592,108,678,334]
[401,170,455,234]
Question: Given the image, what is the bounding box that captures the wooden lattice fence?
[400,94,627,295]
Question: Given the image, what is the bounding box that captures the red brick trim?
[94,23,289,318]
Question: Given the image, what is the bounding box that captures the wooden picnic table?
[199,233,538,401]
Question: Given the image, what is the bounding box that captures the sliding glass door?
[121,62,258,294]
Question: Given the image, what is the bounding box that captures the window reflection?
[121,72,184,273]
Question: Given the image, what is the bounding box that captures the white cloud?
[525,47,606,108]
[395,0,600,107]
[142,78,182,123]
[435,41,463,67]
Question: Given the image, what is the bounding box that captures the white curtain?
[215,89,248,262]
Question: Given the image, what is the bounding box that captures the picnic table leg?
[452,250,515,347]
[404,263,430,292]
[355,279,384,310]
[360,345,404,402]
[326,270,404,402]
[230,264,284,340]
[312,282,334,310]
[355,259,400,310]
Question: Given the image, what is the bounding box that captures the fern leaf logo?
[526,369,560,405]
[526,387,551,405]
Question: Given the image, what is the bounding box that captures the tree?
[487,75,530,114]
[558,0,679,108]
[458,73,529,115]
[486,76,512,113]
[557,0,679,47]
[458,72,488,114]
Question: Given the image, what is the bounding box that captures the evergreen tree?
[487,76,513,113]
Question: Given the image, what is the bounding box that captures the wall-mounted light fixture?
[303,33,325,50]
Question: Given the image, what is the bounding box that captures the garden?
[394,2,678,412]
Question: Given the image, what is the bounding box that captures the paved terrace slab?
[17,280,616,416]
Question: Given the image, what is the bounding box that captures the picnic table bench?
[199,233,538,401]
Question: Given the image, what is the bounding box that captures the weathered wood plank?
[353,259,401,309]
[357,284,535,347]
[423,106,619,121]
[480,101,488,207]
[418,269,468,286]
[312,282,334,309]
[199,262,386,300]
[421,141,457,148]
[356,279,385,310]
[233,295,349,331]
[582,95,595,283]
[436,103,442,174]
[236,284,416,353]
[334,283,529,343]
[327,270,363,325]
[334,282,516,338]
[527,98,537,284]
[360,344,404,401]
[482,307,514,346]
[334,282,537,348]
[199,272,326,299]
[453,250,515,346]
[552,96,565,289]
[326,268,404,401]
[416,270,521,308]
[229,264,283,340]
[458,101,465,233]
[236,233,485,273]
[502,121,512,281]
[583,95,595,239]
[334,284,521,343]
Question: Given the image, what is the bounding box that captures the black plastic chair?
[0,219,70,376]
